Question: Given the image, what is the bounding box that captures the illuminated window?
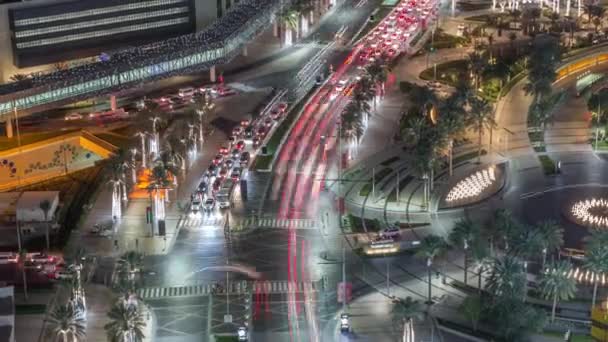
[14,0,188,27]
[15,7,190,39]
[16,17,190,49]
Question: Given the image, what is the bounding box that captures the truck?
[216,179,236,209]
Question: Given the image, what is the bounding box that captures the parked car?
[381,227,400,239]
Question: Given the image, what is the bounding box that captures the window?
[14,0,188,27]
[15,7,190,39]
[16,17,190,49]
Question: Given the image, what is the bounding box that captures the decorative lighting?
[566,267,608,286]
[571,198,608,228]
[446,166,496,203]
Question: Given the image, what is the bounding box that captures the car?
[335,79,348,93]
[204,198,216,212]
[169,95,182,104]
[252,136,261,148]
[277,102,288,112]
[198,181,208,194]
[264,118,273,128]
[30,253,57,264]
[191,199,201,213]
[213,154,224,165]
[256,126,267,137]
[0,253,18,264]
[231,149,241,160]
[212,179,222,193]
[179,87,195,97]
[207,163,218,176]
[235,140,246,151]
[381,227,400,239]
[219,146,230,156]
[224,134,235,145]
[64,113,83,121]
[24,260,42,271]
[270,109,282,120]
[244,126,254,139]
[241,118,251,127]
[232,126,244,136]
[240,152,250,166]
[231,167,242,181]
[224,159,234,169]
[219,167,229,179]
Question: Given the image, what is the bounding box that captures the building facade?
[0,0,234,83]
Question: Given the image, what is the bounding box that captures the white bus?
[216,179,236,209]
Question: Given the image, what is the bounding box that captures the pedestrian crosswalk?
[240,218,317,230]
[180,215,225,228]
[137,281,320,300]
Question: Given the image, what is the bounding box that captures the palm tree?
[486,255,526,300]
[48,303,86,342]
[469,239,491,292]
[583,239,608,310]
[192,93,213,148]
[366,59,389,105]
[449,218,482,285]
[115,251,143,291]
[135,131,148,169]
[508,32,517,53]
[468,51,487,89]
[105,301,146,342]
[391,297,425,341]
[415,234,448,304]
[539,260,577,322]
[524,35,560,104]
[437,95,467,176]
[536,220,564,268]
[280,9,300,45]
[467,96,495,163]
[39,199,51,251]
[493,208,519,252]
[148,164,171,225]
[584,229,608,252]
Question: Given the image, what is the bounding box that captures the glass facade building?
[9,0,196,67]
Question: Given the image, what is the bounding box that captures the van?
[179,87,195,97]
[0,253,18,264]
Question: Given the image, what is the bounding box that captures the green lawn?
[419,60,468,87]
[543,331,593,342]
[214,336,239,342]
[349,214,382,233]
[0,129,79,151]
[424,29,470,50]
[359,167,393,196]
[538,155,557,175]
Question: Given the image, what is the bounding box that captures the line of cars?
[330,0,437,103]
[189,100,288,217]
[152,85,237,112]
[0,252,73,280]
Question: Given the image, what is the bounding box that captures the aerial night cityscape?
[2,0,608,341]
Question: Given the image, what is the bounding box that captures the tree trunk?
[463,249,468,285]
[551,293,557,322]
[592,282,599,310]
[477,266,483,293]
[427,261,433,304]
[477,126,483,163]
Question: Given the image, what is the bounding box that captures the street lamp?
[237,326,248,341]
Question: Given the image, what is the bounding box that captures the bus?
[216,179,236,209]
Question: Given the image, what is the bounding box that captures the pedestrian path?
[240,217,317,229]
[180,215,225,229]
[138,281,320,300]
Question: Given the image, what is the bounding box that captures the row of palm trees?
[47,250,147,341]
[341,58,389,158]
[413,208,608,339]
[108,92,213,226]
[279,0,316,46]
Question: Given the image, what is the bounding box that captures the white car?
[191,199,201,214]
[64,113,83,121]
